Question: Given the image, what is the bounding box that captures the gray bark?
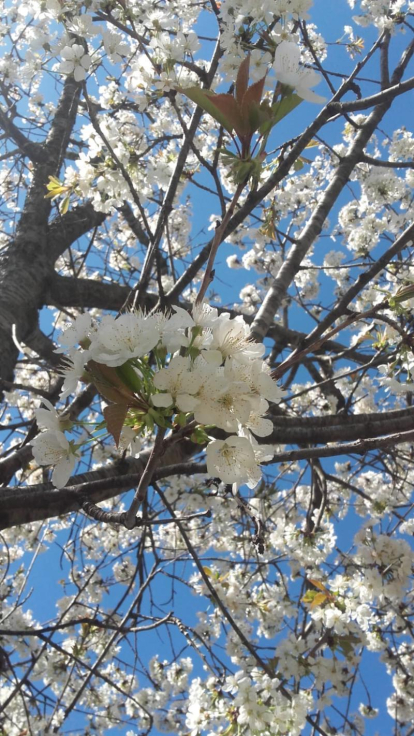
[0,78,82,391]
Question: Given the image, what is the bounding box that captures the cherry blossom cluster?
[31,306,282,489]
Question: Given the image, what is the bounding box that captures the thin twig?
[124,426,166,528]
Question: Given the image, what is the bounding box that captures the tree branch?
[0,107,45,163]
[47,202,107,261]
[270,428,414,463]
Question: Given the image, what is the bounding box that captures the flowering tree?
[1,0,414,733]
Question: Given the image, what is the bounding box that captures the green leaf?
[48,175,62,186]
[308,578,329,592]
[190,425,209,445]
[392,283,414,304]
[334,633,361,659]
[258,93,303,135]
[175,412,187,427]
[60,195,70,215]
[116,362,142,393]
[310,592,329,609]
[271,93,303,124]
[218,148,238,159]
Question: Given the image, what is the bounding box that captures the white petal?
[248,416,273,436]
[152,392,173,407]
[81,54,91,69]
[61,46,75,60]
[73,66,87,82]
[52,455,75,489]
[201,349,223,366]
[297,87,326,104]
[275,41,301,70]
[246,464,262,489]
[176,394,200,412]
[59,61,75,75]
[153,369,170,390]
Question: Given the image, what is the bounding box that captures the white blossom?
[88,312,160,367]
[274,41,326,103]
[206,436,262,488]
[59,44,92,82]
[152,355,202,411]
[31,430,79,488]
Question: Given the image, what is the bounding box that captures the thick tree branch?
[3,403,414,528]
[360,153,414,168]
[0,107,45,163]
[330,75,414,112]
[0,77,83,398]
[47,202,107,260]
[117,202,150,247]
[44,274,159,311]
[270,428,414,464]
[0,449,201,530]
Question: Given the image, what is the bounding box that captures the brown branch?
[117,201,150,247]
[196,181,245,305]
[0,450,204,530]
[360,153,414,168]
[330,74,414,113]
[269,428,414,463]
[124,426,166,528]
[45,274,133,311]
[0,107,45,163]
[47,202,107,260]
[0,77,83,398]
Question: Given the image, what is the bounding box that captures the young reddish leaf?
[178,86,237,133]
[86,360,135,405]
[103,403,128,447]
[236,55,250,106]
[241,74,266,117]
[237,76,266,136]
[203,93,243,135]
